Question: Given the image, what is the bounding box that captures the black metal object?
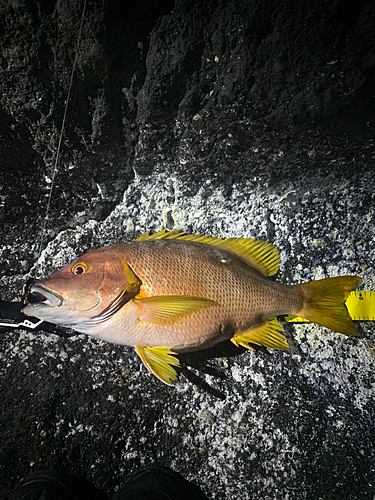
[0,299,78,338]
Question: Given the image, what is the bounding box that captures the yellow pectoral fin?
[122,260,142,287]
[231,318,289,350]
[133,295,219,325]
[135,346,180,385]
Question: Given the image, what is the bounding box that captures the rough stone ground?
[0,0,375,499]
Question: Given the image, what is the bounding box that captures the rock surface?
[0,0,374,498]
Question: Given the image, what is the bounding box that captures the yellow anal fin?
[137,229,280,277]
[231,318,289,350]
[133,295,219,325]
[135,346,180,385]
[284,314,309,323]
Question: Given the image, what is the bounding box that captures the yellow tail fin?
[298,276,361,336]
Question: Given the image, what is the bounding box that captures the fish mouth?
[26,285,63,308]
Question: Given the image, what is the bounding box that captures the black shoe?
[113,466,209,500]
[11,472,109,500]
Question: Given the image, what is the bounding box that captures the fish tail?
[298,276,361,336]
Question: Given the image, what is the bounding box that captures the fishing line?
[35,0,88,274]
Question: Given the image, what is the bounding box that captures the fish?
[23,230,361,385]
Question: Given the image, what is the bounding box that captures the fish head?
[22,246,141,327]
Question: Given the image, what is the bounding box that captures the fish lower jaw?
[22,303,80,327]
[22,302,58,319]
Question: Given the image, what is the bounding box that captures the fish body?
[23,230,361,384]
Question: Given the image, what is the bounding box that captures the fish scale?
[124,239,301,335]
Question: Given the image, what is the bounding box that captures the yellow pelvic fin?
[135,346,180,385]
[231,318,289,350]
[137,229,280,277]
[298,276,361,336]
[133,295,219,325]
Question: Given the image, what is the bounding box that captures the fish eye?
[71,262,89,275]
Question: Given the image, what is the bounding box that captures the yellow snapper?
[23,230,361,385]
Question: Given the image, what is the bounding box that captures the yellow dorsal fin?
[136,230,280,277]
[133,295,219,325]
[231,318,289,350]
[136,229,184,241]
[214,238,280,277]
[135,346,180,385]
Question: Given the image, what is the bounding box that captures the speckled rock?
[1,160,375,499]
